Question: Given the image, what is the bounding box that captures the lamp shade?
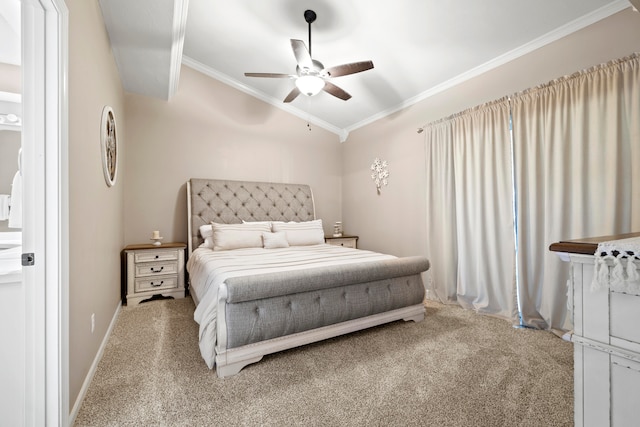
[295,75,325,96]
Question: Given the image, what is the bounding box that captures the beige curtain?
[424,99,518,321]
[423,120,458,303]
[512,53,640,331]
[424,54,640,329]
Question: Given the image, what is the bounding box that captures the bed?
[186,178,430,377]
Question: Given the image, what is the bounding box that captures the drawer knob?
[155,255,159,259]
[150,266,164,273]
[150,281,163,287]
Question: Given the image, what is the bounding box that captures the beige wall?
[0,131,20,192]
[67,0,126,411]
[0,63,21,94]
[342,8,640,257]
[123,65,342,246]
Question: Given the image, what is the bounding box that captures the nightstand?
[122,242,186,306]
[324,235,359,249]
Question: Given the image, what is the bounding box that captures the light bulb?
[295,75,325,96]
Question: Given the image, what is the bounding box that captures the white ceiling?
[100,0,632,141]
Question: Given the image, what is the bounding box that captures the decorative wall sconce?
[370,157,389,194]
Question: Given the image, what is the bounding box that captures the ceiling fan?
[244,9,374,103]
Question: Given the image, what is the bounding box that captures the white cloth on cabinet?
[592,236,640,294]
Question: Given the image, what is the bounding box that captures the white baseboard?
[68,301,121,426]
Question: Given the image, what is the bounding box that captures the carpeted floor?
[74,297,573,426]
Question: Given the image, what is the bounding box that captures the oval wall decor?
[100,105,118,187]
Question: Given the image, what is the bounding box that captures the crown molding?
[345,0,630,134]
[182,56,349,142]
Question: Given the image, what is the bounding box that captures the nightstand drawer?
[135,261,178,277]
[331,239,356,248]
[325,236,358,249]
[134,275,178,292]
[135,250,178,263]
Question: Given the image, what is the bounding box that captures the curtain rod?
[416,96,511,133]
[415,52,640,134]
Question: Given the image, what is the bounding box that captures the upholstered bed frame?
[187,178,429,377]
[187,178,317,255]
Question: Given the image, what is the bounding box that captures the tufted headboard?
[187,178,316,255]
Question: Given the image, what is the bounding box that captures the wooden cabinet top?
[124,242,187,251]
[549,232,640,255]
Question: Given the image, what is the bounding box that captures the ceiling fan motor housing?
[296,60,325,76]
[304,10,317,24]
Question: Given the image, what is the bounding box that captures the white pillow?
[262,232,290,249]
[199,224,214,248]
[242,220,272,227]
[211,222,271,251]
[271,219,324,246]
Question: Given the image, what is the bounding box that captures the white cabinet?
[551,233,640,427]
[123,243,186,306]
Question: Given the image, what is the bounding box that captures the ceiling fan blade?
[324,61,374,78]
[244,73,294,78]
[283,87,301,103]
[290,39,313,69]
[323,82,351,101]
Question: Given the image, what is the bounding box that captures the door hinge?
[22,253,35,266]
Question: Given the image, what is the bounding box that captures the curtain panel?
[512,53,640,331]
[424,99,518,322]
[423,120,459,303]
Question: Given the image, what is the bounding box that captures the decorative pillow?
[262,231,290,249]
[199,224,214,248]
[211,222,271,251]
[271,219,324,246]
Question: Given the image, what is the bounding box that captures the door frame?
[22,0,68,425]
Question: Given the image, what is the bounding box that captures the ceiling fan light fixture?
[295,75,325,96]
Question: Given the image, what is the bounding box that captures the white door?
[0,1,26,424]
[0,0,69,425]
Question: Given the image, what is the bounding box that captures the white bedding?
[186,243,396,368]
